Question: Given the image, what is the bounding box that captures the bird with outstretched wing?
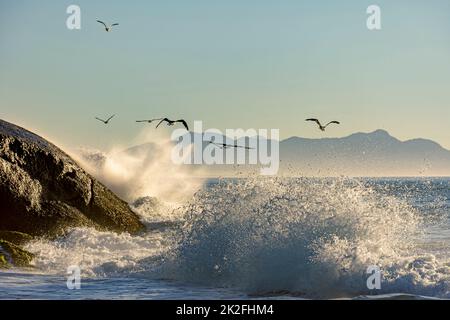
[208,141,254,150]
[136,118,164,124]
[96,20,119,32]
[156,118,189,131]
[306,118,340,131]
[95,114,115,124]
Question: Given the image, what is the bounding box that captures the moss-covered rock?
[0,253,11,269]
[0,240,34,268]
[0,232,34,269]
[0,231,33,246]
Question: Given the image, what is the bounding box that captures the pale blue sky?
[1,0,450,149]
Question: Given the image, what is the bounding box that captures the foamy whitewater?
[1,136,449,299]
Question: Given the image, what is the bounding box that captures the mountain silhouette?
[280,130,450,176]
[81,130,450,177]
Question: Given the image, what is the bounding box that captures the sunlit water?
[1,178,449,300]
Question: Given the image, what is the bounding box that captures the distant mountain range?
[80,130,450,177]
[279,129,450,177]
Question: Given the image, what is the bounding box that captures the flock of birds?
[96,114,340,133]
[94,18,341,149]
[95,114,340,149]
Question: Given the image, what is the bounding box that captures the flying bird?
[136,118,164,124]
[156,118,189,131]
[96,20,119,32]
[208,141,254,150]
[95,114,115,124]
[306,118,340,131]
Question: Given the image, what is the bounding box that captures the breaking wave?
[25,177,450,299]
[153,177,449,298]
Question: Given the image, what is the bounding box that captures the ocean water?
[1,177,449,300]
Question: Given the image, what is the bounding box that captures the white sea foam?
[25,227,168,277]
[151,177,450,298]
[24,176,450,299]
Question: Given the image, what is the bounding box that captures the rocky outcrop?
[0,240,34,268]
[0,119,145,240]
[0,231,33,246]
[0,231,35,268]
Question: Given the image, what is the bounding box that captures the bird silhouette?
[156,118,189,131]
[95,114,115,124]
[306,118,340,131]
[136,118,164,124]
[208,141,254,150]
[96,20,119,32]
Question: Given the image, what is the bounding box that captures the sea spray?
[154,177,441,298]
[70,127,205,203]
[24,177,450,298]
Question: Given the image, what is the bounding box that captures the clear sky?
[1,0,450,149]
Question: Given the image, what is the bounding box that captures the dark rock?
[0,240,34,268]
[0,253,9,269]
[0,231,33,246]
[0,119,145,237]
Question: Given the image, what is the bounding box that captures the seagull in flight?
[306,118,340,131]
[96,20,119,32]
[208,141,254,150]
[136,118,164,124]
[95,114,115,124]
[156,118,189,131]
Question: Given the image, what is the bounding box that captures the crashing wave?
[25,177,450,299]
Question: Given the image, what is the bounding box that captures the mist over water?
[70,128,204,204]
